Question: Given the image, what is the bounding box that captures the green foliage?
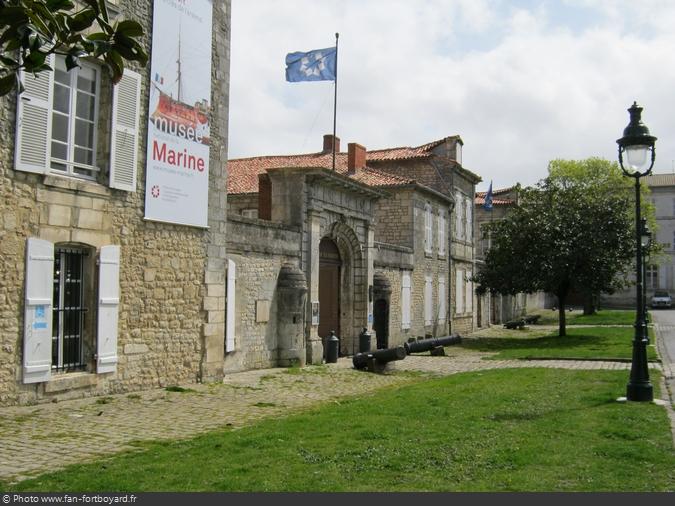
[475,158,652,335]
[0,0,148,96]
[7,369,674,491]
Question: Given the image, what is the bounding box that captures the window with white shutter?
[424,203,432,253]
[455,191,464,240]
[438,276,446,322]
[438,210,446,256]
[456,269,464,315]
[465,197,473,242]
[226,259,236,352]
[465,271,473,314]
[15,55,55,175]
[23,238,54,384]
[401,271,411,329]
[110,68,141,191]
[97,245,120,374]
[424,275,433,325]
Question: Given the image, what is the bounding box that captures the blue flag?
[483,181,493,210]
[286,47,337,82]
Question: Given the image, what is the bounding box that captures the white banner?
[145,0,213,228]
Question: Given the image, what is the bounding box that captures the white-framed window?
[455,191,464,240]
[456,269,464,315]
[424,275,433,325]
[465,197,473,242]
[23,238,120,384]
[438,209,446,256]
[438,276,446,322]
[15,54,142,191]
[401,271,412,329]
[465,270,473,314]
[241,209,258,219]
[424,203,433,254]
[50,57,101,179]
[646,265,658,289]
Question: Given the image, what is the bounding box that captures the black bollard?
[325,330,339,364]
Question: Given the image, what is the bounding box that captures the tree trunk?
[558,293,567,337]
[582,291,596,315]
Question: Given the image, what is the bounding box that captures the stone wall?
[225,215,302,371]
[0,0,231,406]
[373,188,414,248]
[373,243,413,346]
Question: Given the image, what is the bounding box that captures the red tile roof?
[366,136,460,162]
[228,151,415,194]
[475,196,514,206]
[227,136,465,194]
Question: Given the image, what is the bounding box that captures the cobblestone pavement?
[0,347,662,484]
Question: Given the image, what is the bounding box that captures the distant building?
[601,173,675,308]
[474,186,552,322]
[225,134,481,368]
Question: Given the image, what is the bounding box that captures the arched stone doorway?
[318,238,341,346]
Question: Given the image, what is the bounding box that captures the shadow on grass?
[463,334,605,353]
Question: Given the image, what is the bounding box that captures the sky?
[228,0,675,191]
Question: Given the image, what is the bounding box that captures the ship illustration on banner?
[150,23,210,146]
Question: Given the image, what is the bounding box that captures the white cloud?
[228,0,675,190]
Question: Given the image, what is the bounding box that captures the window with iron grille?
[52,247,89,372]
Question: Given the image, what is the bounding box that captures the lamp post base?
[626,382,653,402]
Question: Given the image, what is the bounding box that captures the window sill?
[44,371,98,393]
[44,174,111,197]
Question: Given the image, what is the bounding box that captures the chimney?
[348,143,366,174]
[258,173,272,220]
[323,134,340,154]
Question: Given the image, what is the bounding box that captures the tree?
[0,0,148,96]
[474,158,649,337]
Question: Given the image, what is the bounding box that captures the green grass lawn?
[4,369,673,492]
[531,309,635,326]
[462,326,657,361]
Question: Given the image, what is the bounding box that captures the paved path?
[0,347,663,484]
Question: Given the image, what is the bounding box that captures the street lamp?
[617,101,657,402]
[641,219,651,329]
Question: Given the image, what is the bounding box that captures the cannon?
[352,346,407,372]
[523,314,541,324]
[503,319,526,330]
[404,335,462,356]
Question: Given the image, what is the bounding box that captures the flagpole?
[332,32,339,171]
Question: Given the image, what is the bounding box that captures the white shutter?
[401,271,411,329]
[438,276,446,322]
[438,211,446,255]
[456,269,464,314]
[465,198,473,241]
[659,265,667,289]
[455,191,463,240]
[110,68,141,191]
[23,238,54,383]
[466,272,474,313]
[97,245,120,373]
[424,275,433,325]
[424,204,433,253]
[15,54,54,174]
[226,259,236,352]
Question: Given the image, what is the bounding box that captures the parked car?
[650,291,672,309]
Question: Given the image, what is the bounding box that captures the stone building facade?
[226,134,480,368]
[601,173,675,308]
[0,0,231,406]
